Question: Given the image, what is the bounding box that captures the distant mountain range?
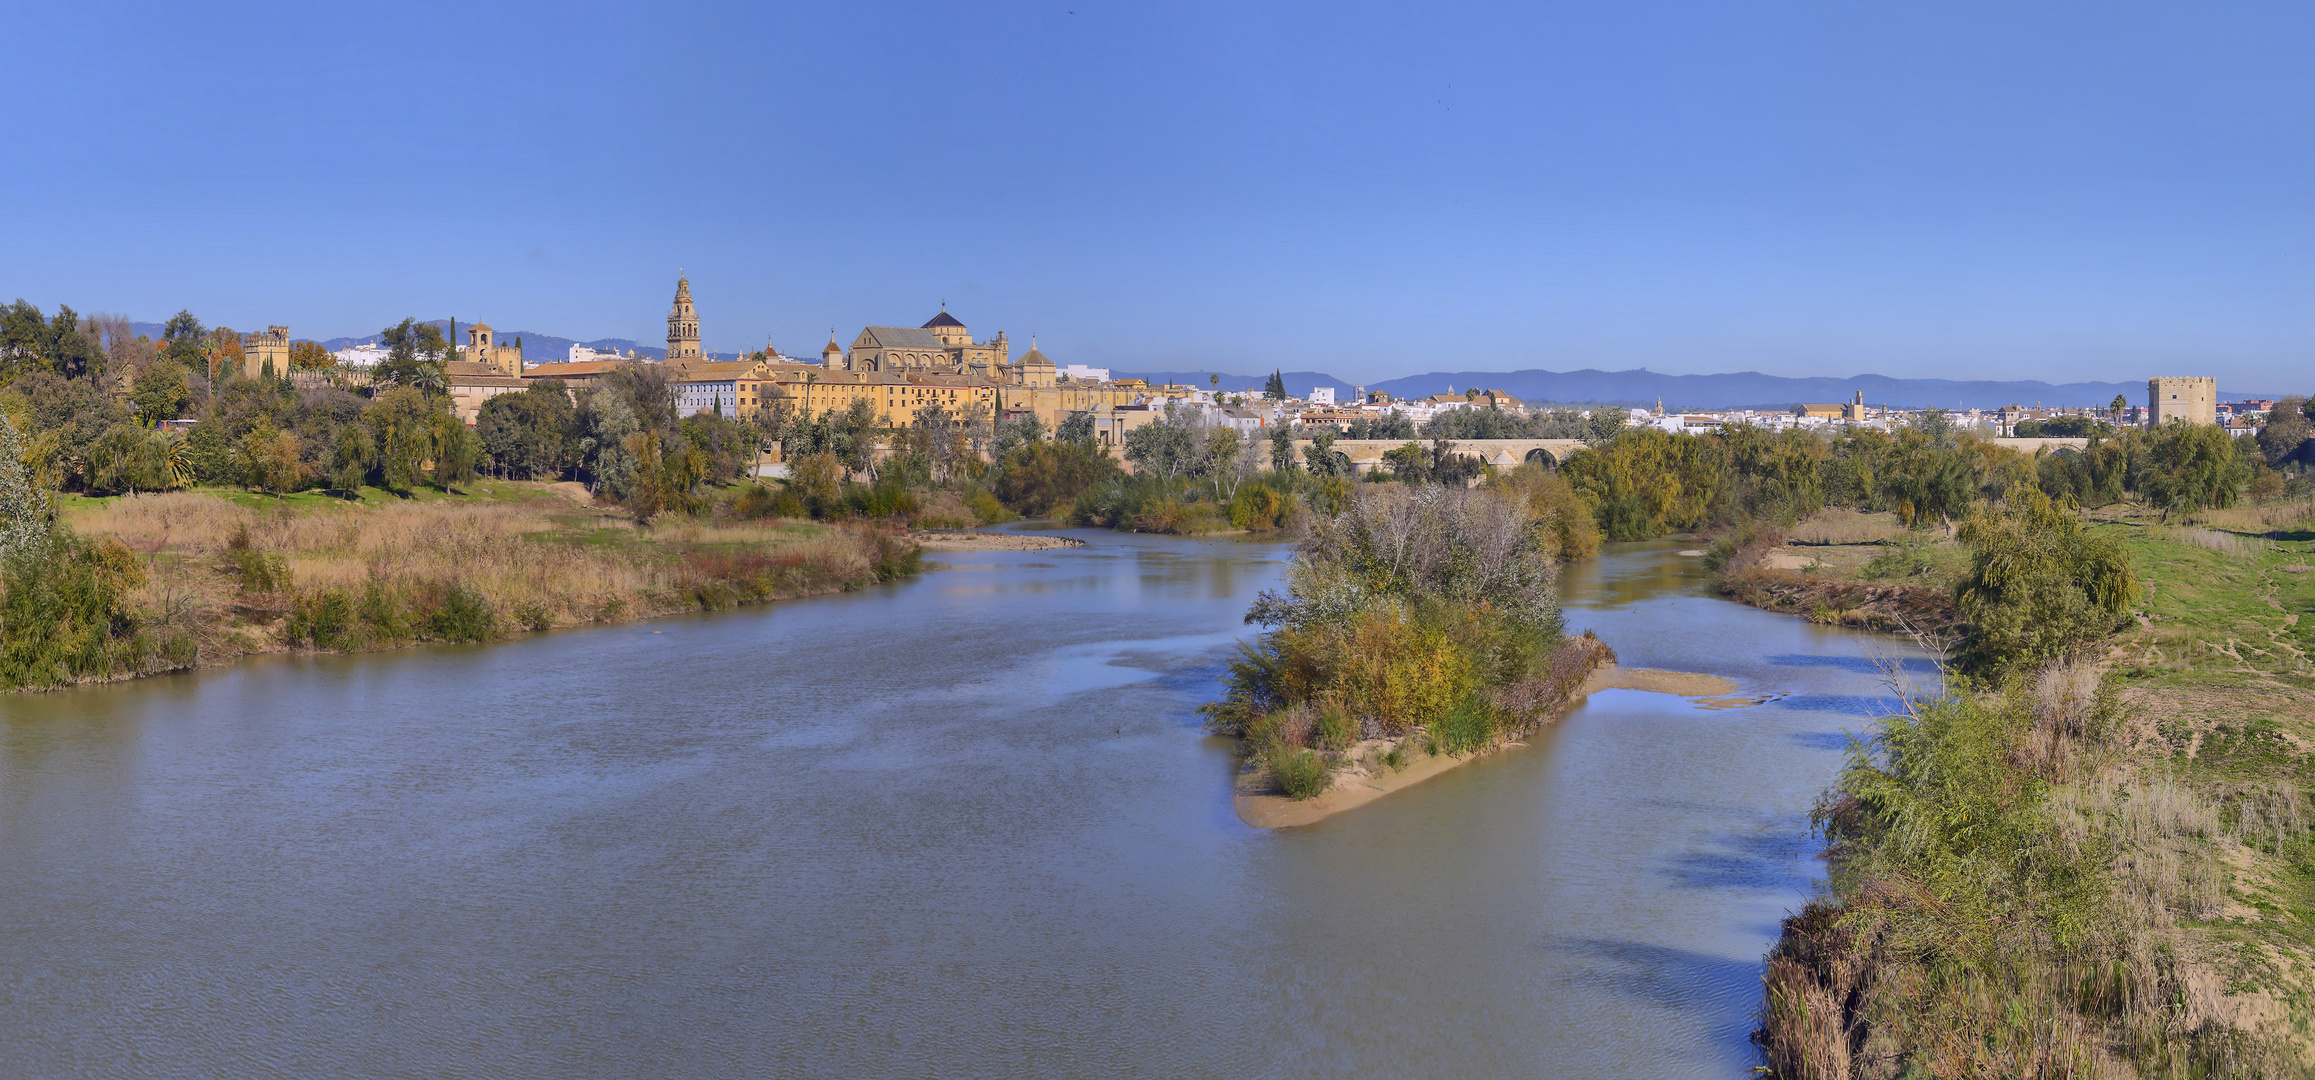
[128,319,741,364]
[114,318,2272,407]
[1112,367,2283,411]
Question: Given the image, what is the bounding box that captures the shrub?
[965,487,1017,524]
[424,581,497,643]
[732,482,809,520]
[1270,748,1332,800]
[1316,707,1357,751]
[231,548,290,594]
[1953,488,2139,679]
[1228,483,1294,530]
[1428,697,1497,756]
[0,531,157,689]
[1861,533,1936,579]
[287,589,356,649]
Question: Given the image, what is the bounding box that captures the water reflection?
[0,533,1923,1079]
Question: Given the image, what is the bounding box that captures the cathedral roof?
[860,326,946,348]
[1019,347,1053,367]
[922,309,965,329]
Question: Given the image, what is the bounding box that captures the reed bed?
[2156,526,2276,559]
[65,490,915,655]
[1786,508,1905,547]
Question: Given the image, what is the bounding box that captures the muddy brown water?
[0,532,1930,1078]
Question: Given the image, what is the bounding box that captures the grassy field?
[1738,499,2315,1072]
[47,482,919,682]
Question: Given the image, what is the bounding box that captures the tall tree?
[374,318,450,390]
[288,340,334,370]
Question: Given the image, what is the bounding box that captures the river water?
[0,532,1928,1079]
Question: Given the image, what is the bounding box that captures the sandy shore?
[911,531,1087,551]
[1234,661,1762,829]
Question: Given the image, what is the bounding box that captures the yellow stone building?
[2148,377,2217,426]
[839,305,1012,377]
[459,323,525,376]
[239,325,291,379]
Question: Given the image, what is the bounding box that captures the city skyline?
[7,1,2313,387]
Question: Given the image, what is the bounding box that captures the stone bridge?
[1291,438,1590,474]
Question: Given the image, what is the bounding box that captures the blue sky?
[6,1,2311,388]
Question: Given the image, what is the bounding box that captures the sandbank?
[912,531,1087,551]
[1235,661,1761,829]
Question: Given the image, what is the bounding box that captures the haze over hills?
[128,320,742,363]
[1113,367,2283,411]
[119,318,2278,408]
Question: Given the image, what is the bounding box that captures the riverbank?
[1752,498,2315,1073]
[910,529,1085,551]
[22,484,921,692]
[1707,508,1964,640]
[1232,646,1761,828]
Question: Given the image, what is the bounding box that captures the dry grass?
[2158,526,2279,559]
[65,489,910,650]
[1786,508,1905,547]
[2192,498,2315,536]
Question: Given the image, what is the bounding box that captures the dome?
[923,308,965,329]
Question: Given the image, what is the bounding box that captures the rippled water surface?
[0,532,1927,1078]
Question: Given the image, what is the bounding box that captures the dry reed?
[1786,508,1905,547]
[68,491,901,639]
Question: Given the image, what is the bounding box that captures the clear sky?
[6,1,2311,388]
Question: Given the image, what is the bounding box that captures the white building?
[568,344,639,364]
[332,343,387,369]
[1309,386,1336,405]
[675,377,742,417]
[1060,364,1110,382]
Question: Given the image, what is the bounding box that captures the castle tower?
[820,331,845,370]
[667,272,702,362]
[2147,376,2217,427]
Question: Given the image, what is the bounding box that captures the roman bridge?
[1289,438,1591,475]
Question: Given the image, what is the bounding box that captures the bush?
[231,548,290,594]
[0,531,172,689]
[1206,486,1574,750]
[1270,748,1332,800]
[1428,697,1497,756]
[286,589,355,649]
[424,581,497,643]
[1228,483,1295,530]
[1954,488,2139,679]
[965,487,1018,524]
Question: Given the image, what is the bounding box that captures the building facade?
[670,358,775,417]
[840,307,1011,378]
[2148,377,2218,426]
[240,325,291,379]
[460,323,525,376]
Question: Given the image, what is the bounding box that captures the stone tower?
[2147,376,2217,427]
[667,273,702,362]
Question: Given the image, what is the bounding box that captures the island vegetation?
[1199,482,1612,806]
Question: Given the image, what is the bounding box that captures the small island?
[1202,483,1733,827]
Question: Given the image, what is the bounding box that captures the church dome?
[923,309,965,329]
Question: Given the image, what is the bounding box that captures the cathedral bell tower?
[667,272,702,361]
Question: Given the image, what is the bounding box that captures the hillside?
[1111,366,2264,411]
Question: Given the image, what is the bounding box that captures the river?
[0,531,1929,1079]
